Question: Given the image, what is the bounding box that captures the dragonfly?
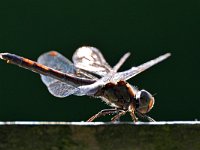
[0,46,171,122]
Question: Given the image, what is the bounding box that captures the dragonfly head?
[135,90,154,114]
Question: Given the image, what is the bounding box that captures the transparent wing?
[113,53,171,81]
[47,81,79,98]
[38,51,76,85]
[37,51,78,97]
[74,77,106,96]
[72,46,113,77]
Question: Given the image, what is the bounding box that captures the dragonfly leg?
[111,110,127,122]
[129,111,138,122]
[135,111,155,122]
[87,109,118,122]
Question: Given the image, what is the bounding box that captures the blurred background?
[0,0,199,121]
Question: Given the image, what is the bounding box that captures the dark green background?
[0,0,199,121]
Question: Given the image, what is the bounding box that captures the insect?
[0,46,171,122]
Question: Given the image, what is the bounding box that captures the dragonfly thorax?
[95,80,137,109]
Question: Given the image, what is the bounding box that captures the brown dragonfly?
[0,46,171,122]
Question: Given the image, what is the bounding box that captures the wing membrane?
[48,80,78,97]
[38,51,76,85]
[72,46,112,77]
[113,53,171,81]
[37,51,77,97]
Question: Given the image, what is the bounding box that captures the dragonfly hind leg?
[87,109,119,122]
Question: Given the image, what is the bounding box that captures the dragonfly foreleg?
[135,111,155,122]
[129,111,138,122]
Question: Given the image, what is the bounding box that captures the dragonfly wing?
[37,51,76,86]
[37,51,77,97]
[72,46,113,77]
[74,79,104,96]
[113,53,171,81]
[47,80,78,98]
[74,75,114,96]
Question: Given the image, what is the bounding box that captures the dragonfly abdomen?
[0,53,96,86]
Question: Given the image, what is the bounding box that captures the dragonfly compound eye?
[136,90,155,114]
